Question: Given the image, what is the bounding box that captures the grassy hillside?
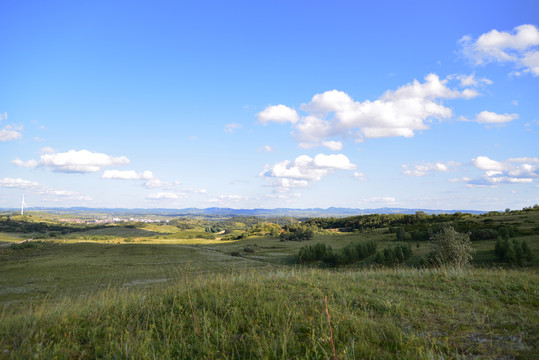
[1,208,538,358]
[1,268,537,359]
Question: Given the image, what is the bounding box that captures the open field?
[1,267,537,359]
[1,208,538,358]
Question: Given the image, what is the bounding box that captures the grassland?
[0,209,538,358]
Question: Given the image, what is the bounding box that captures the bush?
[279,225,314,242]
[429,226,475,268]
[470,228,498,241]
[296,241,376,266]
[494,238,533,265]
[374,244,412,265]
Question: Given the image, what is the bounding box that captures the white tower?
[21,194,26,216]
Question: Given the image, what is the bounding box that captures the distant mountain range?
[1,207,487,217]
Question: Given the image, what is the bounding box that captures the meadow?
[0,208,538,358]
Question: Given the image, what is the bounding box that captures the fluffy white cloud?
[259,74,479,148]
[321,140,343,151]
[471,156,505,171]
[466,156,539,186]
[460,24,539,76]
[0,177,92,201]
[256,105,299,124]
[12,150,129,173]
[475,111,519,124]
[11,158,38,168]
[0,125,23,142]
[261,153,356,192]
[402,161,460,176]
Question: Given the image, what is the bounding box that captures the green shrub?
[429,226,475,268]
[494,238,533,265]
[296,240,376,266]
[374,244,412,265]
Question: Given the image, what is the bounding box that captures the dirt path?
[0,238,33,248]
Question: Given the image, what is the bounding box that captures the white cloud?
[11,158,38,168]
[459,24,539,76]
[452,73,492,87]
[34,149,130,173]
[0,125,23,142]
[269,178,309,193]
[402,161,460,176]
[0,112,7,121]
[0,177,92,201]
[147,192,187,200]
[475,111,519,124]
[352,172,367,181]
[13,150,129,173]
[358,197,397,205]
[321,140,343,151]
[471,156,505,171]
[262,74,478,148]
[208,194,250,203]
[224,123,242,133]
[102,169,174,189]
[466,156,539,186]
[102,170,155,181]
[40,147,56,154]
[261,153,356,192]
[181,187,206,194]
[257,105,299,124]
[258,145,273,152]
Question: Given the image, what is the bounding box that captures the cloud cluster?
[459,24,539,76]
[257,74,479,148]
[402,161,460,176]
[0,177,92,201]
[13,149,130,173]
[466,156,539,186]
[261,153,356,192]
[0,125,23,142]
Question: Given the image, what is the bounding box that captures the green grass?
[1,210,538,358]
[1,267,537,359]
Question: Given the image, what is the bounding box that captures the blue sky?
[1,0,538,211]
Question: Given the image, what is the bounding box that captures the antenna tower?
[21,194,27,216]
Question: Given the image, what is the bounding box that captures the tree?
[396,227,406,242]
[429,226,475,268]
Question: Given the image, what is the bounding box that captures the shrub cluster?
[296,241,376,266]
[279,225,314,242]
[10,241,50,250]
[494,238,533,265]
[374,244,412,265]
